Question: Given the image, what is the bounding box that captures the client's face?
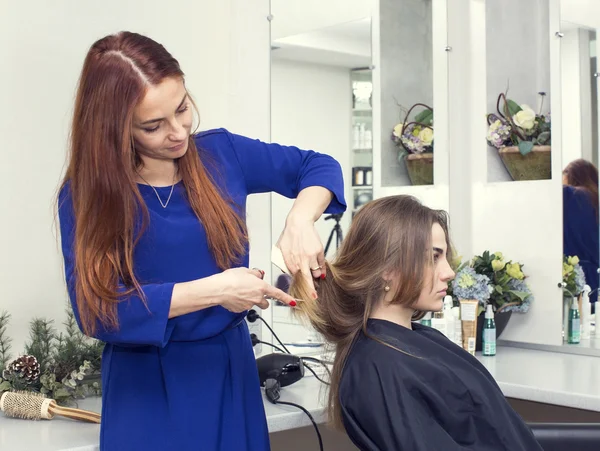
[414,223,455,312]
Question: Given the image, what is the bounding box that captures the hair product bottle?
[482,304,496,356]
[568,297,581,344]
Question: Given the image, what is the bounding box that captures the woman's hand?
[276,217,325,295]
[215,267,297,313]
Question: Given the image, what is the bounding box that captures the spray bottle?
[568,297,581,344]
[482,304,496,356]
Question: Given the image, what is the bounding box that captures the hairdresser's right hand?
[215,267,297,313]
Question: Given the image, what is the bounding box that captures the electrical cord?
[265,378,324,451]
[250,333,287,354]
[301,357,332,380]
[302,362,330,386]
[246,309,291,353]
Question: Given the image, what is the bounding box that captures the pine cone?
[6,355,41,384]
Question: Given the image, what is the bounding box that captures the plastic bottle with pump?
[443,296,456,343]
[482,304,496,356]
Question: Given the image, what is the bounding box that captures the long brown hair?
[563,158,599,220]
[289,195,453,430]
[60,32,247,336]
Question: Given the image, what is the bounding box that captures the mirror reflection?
[559,19,599,349]
[382,0,434,187]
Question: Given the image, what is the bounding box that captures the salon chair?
[529,423,600,450]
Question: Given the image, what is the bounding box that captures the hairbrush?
[0,391,101,423]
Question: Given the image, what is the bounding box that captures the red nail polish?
[320,273,326,279]
[290,300,297,307]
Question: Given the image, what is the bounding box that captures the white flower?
[513,105,536,130]
[393,123,404,138]
[418,127,433,146]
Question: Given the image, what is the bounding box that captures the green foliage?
[506,99,522,116]
[518,141,534,156]
[0,311,12,371]
[471,251,532,312]
[0,308,104,405]
[414,108,433,126]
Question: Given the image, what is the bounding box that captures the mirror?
[557,11,600,352]
[268,0,373,351]
[380,0,434,188]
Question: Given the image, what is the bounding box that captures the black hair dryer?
[256,353,304,387]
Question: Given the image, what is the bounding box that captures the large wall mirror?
[268,0,373,348]
[554,1,600,354]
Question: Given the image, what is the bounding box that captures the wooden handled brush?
[0,391,101,423]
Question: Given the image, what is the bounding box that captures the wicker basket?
[498,145,551,181]
[405,153,433,185]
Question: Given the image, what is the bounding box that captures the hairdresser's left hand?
[276,218,325,295]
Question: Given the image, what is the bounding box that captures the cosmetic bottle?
[482,304,496,356]
[421,312,432,327]
[568,297,581,344]
[443,296,456,343]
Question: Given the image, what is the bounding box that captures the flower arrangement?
[486,91,551,156]
[391,103,433,158]
[562,255,586,298]
[470,251,534,313]
[0,309,103,406]
[451,266,491,312]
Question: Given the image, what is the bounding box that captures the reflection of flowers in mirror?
[391,103,434,158]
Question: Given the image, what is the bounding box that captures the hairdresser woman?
[57,31,345,451]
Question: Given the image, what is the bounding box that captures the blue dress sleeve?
[58,185,175,348]
[224,130,346,214]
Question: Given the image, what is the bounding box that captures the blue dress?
[563,185,599,305]
[58,128,346,450]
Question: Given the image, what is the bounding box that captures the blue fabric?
[563,185,599,303]
[58,128,346,450]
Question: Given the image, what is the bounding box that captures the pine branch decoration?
[0,311,12,370]
[24,318,57,372]
[0,307,105,404]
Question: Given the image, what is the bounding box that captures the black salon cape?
[339,319,542,451]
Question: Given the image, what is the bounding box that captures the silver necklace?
[137,172,177,208]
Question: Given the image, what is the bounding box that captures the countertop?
[2,346,600,450]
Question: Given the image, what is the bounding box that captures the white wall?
[0,0,271,354]
[270,59,352,342]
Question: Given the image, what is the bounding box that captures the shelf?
[352,185,372,190]
[352,147,372,153]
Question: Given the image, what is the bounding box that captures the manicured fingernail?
[290,300,297,307]
[320,273,326,279]
[312,292,318,299]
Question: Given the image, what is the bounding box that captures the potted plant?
[391,103,434,185]
[486,91,551,181]
[451,251,533,350]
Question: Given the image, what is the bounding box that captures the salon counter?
[2,346,600,450]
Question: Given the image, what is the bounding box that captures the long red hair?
[61,32,248,336]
